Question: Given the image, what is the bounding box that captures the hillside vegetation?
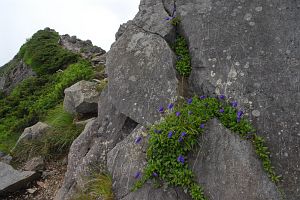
[0,29,94,152]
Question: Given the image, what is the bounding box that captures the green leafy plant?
[174,36,192,77]
[0,60,93,152]
[133,96,279,200]
[20,29,79,75]
[170,16,181,26]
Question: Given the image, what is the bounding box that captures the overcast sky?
[0,0,140,66]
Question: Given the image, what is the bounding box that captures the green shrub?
[133,96,279,200]
[174,36,191,77]
[20,29,79,75]
[0,60,93,152]
[12,104,84,162]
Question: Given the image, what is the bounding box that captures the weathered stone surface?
[107,126,191,200]
[14,122,50,148]
[63,80,100,115]
[59,34,106,60]
[0,155,12,165]
[0,162,40,195]
[133,0,174,38]
[115,20,133,41]
[190,119,280,200]
[176,1,300,198]
[0,58,35,94]
[107,126,147,199]
[22,156,45,171]
[121,184,191,200]
[55,89,138,200]
[106,24,178,125]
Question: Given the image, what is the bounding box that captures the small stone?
[249,21,256,26]
[244,13,252,21]
[255,6,263,12]
[252,110,261,117]
[27,188,37,194]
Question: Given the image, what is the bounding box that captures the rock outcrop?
[0,58,35,94]
[63,80,100,115]
[59,34,106,65]
[56,0,300,199]
[0,162,40,195]
[55,89,138,200]
[176,1,299,199]
[190,119,280,199]
[14,122,50,149]
[107,24,178,125]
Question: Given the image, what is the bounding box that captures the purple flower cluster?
[231,101,238,108]
[187,98,193,104]
[152,172,158,177]
[219,95,225,100]
[168,131,173,138]
[219,108,224,113]
[158,106,164,113]
[177,155,184,164]
[135,136,142,144]
[200,95,206,99]
[199,124,205,129]
[168,103,174,110]
[176,111,181,117]
[134,171,141,179]
[237,110,244,122]
[178,132,187,142]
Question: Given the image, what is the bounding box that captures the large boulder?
[106,24,178,125]
[107,126,191,200]
[14,122,50,149]
[176,0,300,198]
[190,119,280,200]
[0,162,40,195]
[55,89,138,200]
[63,80,100,115]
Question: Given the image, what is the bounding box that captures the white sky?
[0,0,140,66]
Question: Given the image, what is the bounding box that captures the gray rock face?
[106,24,178,125]
[121,184,191,200]
[107,126,191,200]
[176,1,300,198]
[22,156,44,171]
[55,89,138,200]
[133,0,174,39]
[107,126,147,199]
[59,34,106,61]
[115,20,133,41]
[0,162,40,195]
[190,119,280,200]
[0,58,35,94]
[14,122,50,149]
[63,80,100,115]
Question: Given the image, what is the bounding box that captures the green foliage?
[20,29,79,75]
[72,173,114,200]
[170,16,181,26]
[134,96,278,200]
[12,104,84,162]
[0,60,93,152]
[174,36,192,77]
[252,134,281,183]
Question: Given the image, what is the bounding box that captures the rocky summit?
[0,0,299,200]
